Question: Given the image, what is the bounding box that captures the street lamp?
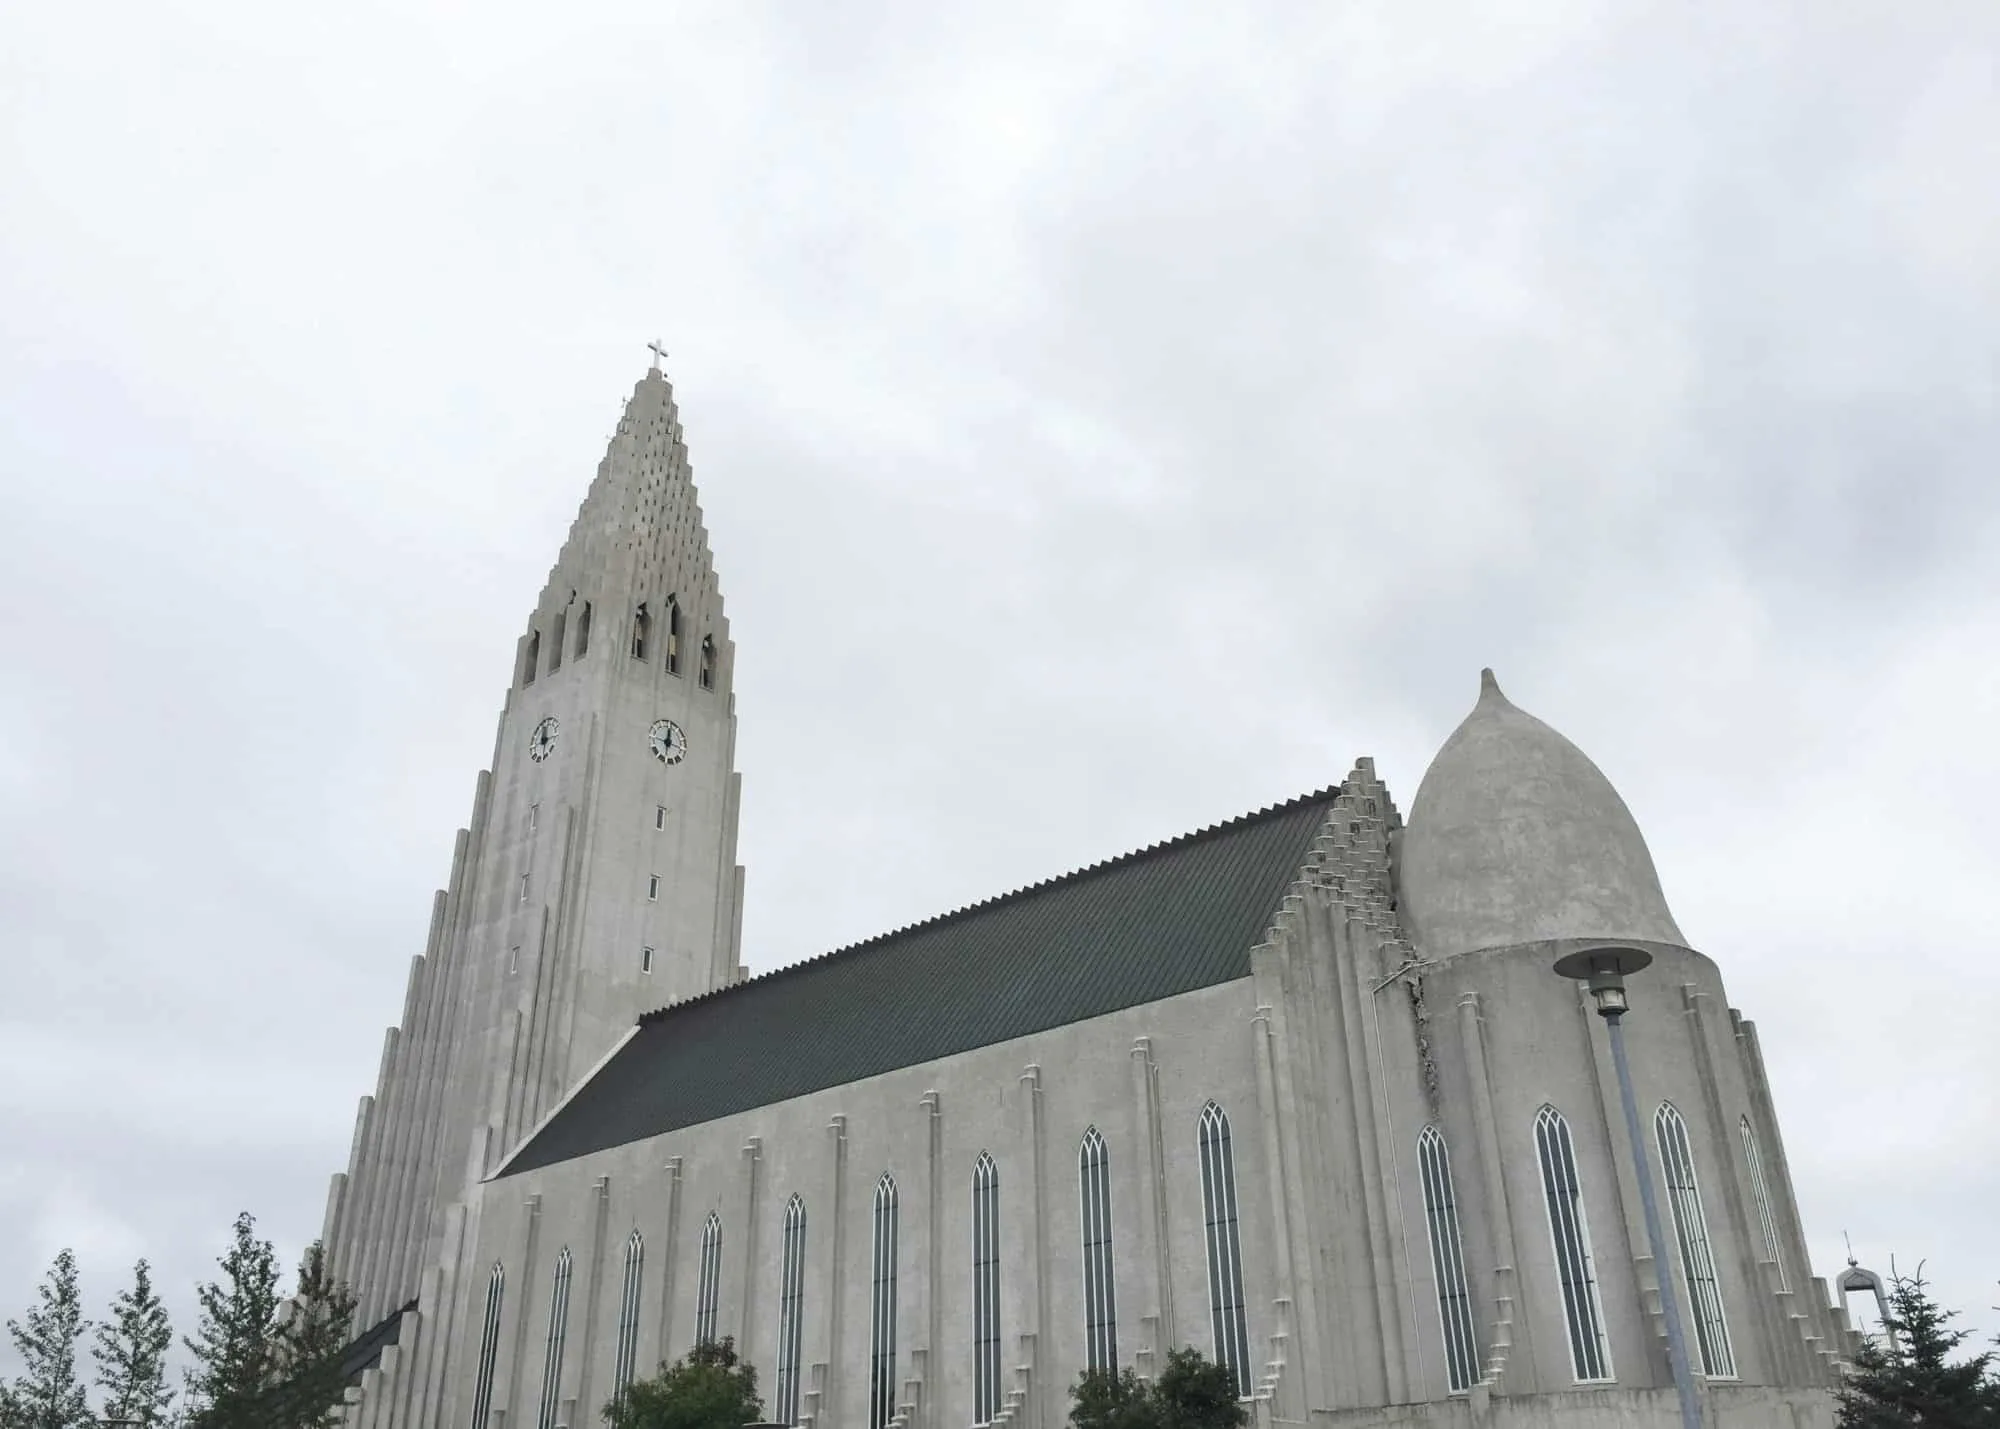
[1553,945,1703,1429]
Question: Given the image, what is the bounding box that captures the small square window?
[641,946,655,975]
[654,805,667,831]
[518,873,529,903]
[647,874,660,901]
[508,945,520,974]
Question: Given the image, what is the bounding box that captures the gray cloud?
[3,0,1997,1378]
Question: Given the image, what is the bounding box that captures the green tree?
[1068,1365,1162,1429]
[182,1212,282,1429]
[2,1248,92,1429]
[1068,1348,1246,1429]
[93,1259,176,1428]
[1153,1348,1247,1429]
[266,1240,358,1429]
[1837,1267,2000,1428]
[604,1336,763,1429]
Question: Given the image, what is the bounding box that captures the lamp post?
[1553,945,1703,1429]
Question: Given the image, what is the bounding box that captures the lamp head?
[1552,945,1654,1019]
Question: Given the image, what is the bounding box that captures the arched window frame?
[971,1152,1001,1424]
[665,597,682,675]
[870,1173,899,1429]
[699,634,716,690]
[631,602,650,661]
[1656,1103,1736,1378]
[1079,1126,1118,1373]
[695,1212,722,1345]
[1534,1105,1613,1383]
[574,600,592,659]
[1417,1125,1480,1393]
[469,1262,504,1429]
[1739,1116,1787,1291]
[776,1194,807,1426]
[1198,1102,1252,1396]
[612,1231,644,1408]
[536,1248,572,1429]
[522,629,540,686]
[549,610,565,672]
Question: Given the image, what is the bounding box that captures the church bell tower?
[321,356,746,1330]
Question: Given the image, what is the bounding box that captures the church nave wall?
[452,975,1274,1429]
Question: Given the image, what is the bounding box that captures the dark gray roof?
[338,1299,415,1382]
[500,788,1340,1176]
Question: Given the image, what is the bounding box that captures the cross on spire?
[647,339,668,372]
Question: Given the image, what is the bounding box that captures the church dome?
[1397,669,1686,959]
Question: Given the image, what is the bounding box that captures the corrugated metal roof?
[500,788,1340,1176]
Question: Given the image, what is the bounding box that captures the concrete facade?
[457,978,1270,1429]
[323,368,1855,1429]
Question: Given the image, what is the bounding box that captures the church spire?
[324,353,746,1329]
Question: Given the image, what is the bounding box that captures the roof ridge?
[636,784,1345,1026]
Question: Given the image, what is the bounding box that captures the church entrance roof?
[500,786,1342,1175]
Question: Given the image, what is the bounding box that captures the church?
[317,361,1860,1429]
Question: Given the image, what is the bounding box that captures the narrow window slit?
[1199,1102,1252,1396]
[1418,1125,1480,1393]
[695,1213,722,1344]
[1079,1127,1118,1373]
[971,1152,1001,1423]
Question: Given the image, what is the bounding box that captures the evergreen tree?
[1837,1267,2000,1428]
[603,1336,763,1429]
[182,1213,282,1429]
[93,1259,176,1428]
[1,1248,92,1429]
[266,1241,357,1429]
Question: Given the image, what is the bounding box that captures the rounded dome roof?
[1398,670,1686,959]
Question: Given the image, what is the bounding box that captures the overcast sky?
[3,0,1997,1384]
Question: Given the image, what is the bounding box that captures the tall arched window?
[1534,1105,1612,1383]
[695,1212,722,1345]
[522,630,541,686]
[665,597,682,675]
[971,1152,1002,1424]
[536,1248,572,1429]
[612,1231,644,1408]
[631,603,651,661]
[574,600,592,659]
[1655,1103,1736,1378]
[699,635,716,690]
[1079,1126,1118,1373]
[1739,1116,1787,1291]
[776,1194,808,1426]
[549,611,565,672]
[870,1173,899,1429]
[1417,1126,1479,1393]
[1197,1102,1251,1396]
[469,1262,504,1429]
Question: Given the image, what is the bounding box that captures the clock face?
[649,718,688,766]
[529,716,560,763]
